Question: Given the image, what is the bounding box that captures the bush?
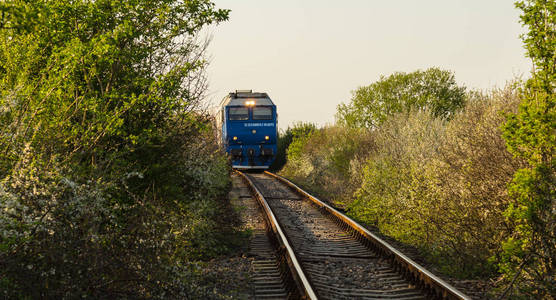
[271,122,317,171]
[348,84,524,277]
[0,116,233,298]
[281,83,526,279]
[0,0,235,298]
[280,125,374,207]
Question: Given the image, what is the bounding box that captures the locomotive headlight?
[233,136,237,141]
[251,129,256,134]
[245,100,255,106]
[265,135,269,140]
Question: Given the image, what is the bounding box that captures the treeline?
[278,1,554,298]
[0,0,237,298]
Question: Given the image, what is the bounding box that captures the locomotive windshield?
[229,107,249,120]
[253,107,273,120]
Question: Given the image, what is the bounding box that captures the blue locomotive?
[219,90,277,169]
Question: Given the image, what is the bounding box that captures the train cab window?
[228,107,249,120]
[253,107,273,120]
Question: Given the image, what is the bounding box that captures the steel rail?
[265,171,471,300]
[236,171,318,300]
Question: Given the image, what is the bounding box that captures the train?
[219,90,277,169]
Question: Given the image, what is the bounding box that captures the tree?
[0,0,231,298]
[0,0,228,178]
[500,0,555,297]
[336,68,466,129]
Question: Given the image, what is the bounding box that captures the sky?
[205,0,532,129]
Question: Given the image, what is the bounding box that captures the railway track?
[238,170,470,300]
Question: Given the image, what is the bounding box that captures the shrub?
[281,83,526,279]
[349,84,524,277]
[0,116,233,298]
[271,122,317,171]
[0,0,235,298]
[280,125,374,206]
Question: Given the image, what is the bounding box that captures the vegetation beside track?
[279,1,554,297]
[0,0,245,298]
[281,84,524,278]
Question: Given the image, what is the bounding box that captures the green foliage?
[282,84,525,279]
[286,122,318,163]
[514,0,556,93]
[337,68,466,129]
[349,87,523,278]
[499,1,555,297]
[280,125,374,207]
[0,0,228,177]
[269,129,293,171]
[270,122,316,171]
[0,0,235,298]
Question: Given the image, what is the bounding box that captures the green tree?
[0,0,231,298]
[0,0,228,178]
[337,68,466,129]
[270,122,317,171]
[500,0,555,297]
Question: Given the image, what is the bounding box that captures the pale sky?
[205,0,532,129]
